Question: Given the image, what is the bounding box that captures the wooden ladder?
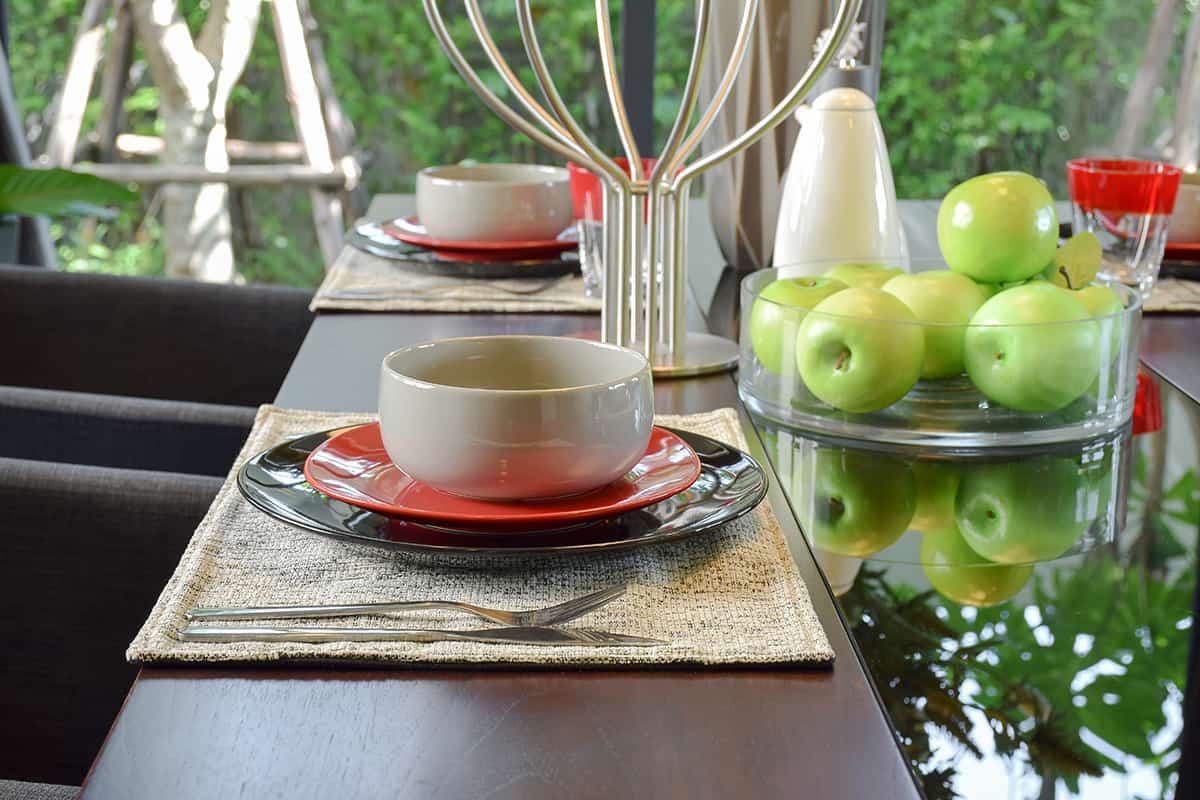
[39,0,361,268]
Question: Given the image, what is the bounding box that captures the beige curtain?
[700,1,828,271]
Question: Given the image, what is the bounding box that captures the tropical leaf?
[1027,716,1105,779]
[0,166,139,217]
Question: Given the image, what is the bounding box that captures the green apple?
[955,456,1094,564]
[921,527,1033,607]
[882,270,988,379]
[910,460,962,533]
[809,447,916,557]
[749,277,848,374]
[795,288,925,413]
[823,262,905,289]
[999,276,1042,290]
[963,282,1100,412]
[975,281,1002,299]
[1076,284,1125,364]
[1075,284,1123,318]
[937,171,1059,283]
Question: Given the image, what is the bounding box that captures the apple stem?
[828,497,845,520]
[1058,266,1075,290]
[834,349,851,372]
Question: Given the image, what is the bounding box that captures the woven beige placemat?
[310,245,601,313]
[1145,278,1200,313]
[128,406,833,668]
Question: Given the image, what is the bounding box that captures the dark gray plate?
[237,427,767,556]
[349,221,581,280]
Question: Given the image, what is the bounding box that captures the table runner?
[310,244,602,313]
[128,406,834,668]
[1144,278,1200,313]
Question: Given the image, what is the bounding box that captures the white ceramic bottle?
[772,87,908,274]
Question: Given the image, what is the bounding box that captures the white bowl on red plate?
[378,335,654,501]
[416,163,573,242]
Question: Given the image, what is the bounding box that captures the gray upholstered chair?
[0,265,312,475]
[0,386,255,476]
[0,265,313,406]
[0,456,223,786]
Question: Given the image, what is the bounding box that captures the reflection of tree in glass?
[843,470,1196,799]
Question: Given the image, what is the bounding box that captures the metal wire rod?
[514,0,630,189]
[422,0,593,168]
[595,0,644,182]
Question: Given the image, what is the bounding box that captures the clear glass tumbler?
[1067,158,1182,296]
[568,158,656,299]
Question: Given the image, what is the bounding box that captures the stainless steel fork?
[324,273,570,300]
[185,585,625,627]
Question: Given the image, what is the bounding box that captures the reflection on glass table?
[755,378,1198,799]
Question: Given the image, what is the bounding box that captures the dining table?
[77,197,1199,799]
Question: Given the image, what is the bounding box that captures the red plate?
[381,217,578,259]
[303,423,701,529]
[1165,241,1200,262]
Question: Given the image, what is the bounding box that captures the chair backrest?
[0,266,314,405]
[0,386,255,475]
[0,457,221,784]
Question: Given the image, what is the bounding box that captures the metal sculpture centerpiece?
[423,0,864,377]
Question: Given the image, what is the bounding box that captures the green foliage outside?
[879,0,1187,199]
[8,0,1185,284]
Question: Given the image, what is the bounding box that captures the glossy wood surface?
[84,197,1196,799]
[1140,314,1200,406]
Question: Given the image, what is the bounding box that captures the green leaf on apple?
[1046,232,1102,290]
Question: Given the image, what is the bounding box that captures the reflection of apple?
[749,277,847,374]
[938,171,1058,283]
[810,447,916,557]
[963,283,1100,412]
[955,456,1092,564]
[812,548,864,596]
[910,460,962,533]
[921,527,1033,607]
[823,262,905,289]
[795,288,925,413]
[882,270,988,379]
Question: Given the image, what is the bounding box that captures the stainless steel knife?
[178,625,664,647]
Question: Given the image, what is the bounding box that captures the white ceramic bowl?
[415,163,573,242]
[1167,174,1200,243]
[378,336,654,500]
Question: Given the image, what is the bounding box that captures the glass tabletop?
[754,374,1198,800]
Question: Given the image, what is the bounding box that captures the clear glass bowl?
[738,261,1142,447]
